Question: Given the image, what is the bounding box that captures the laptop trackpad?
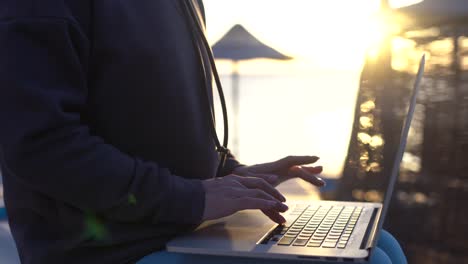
[170,210,274,252]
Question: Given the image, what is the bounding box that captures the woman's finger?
[262,209,286,224]
[240,188,282,204]
[233,188,289,212]
[289,166,326,187]
[234,197,287,212]
[236,176,286,202]
[277,156,319,170]
[301,166,323,174]
[244,172,279,185]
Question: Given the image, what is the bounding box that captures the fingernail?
[280,195,287,202]
[310,166,323,173]
[313,156,320,161]
[279,215,286,224]
[318,177,326,187]
[277,202,289,212]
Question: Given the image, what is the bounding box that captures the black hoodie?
[0,0,240,263]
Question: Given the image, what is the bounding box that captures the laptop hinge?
[359,207,381,250]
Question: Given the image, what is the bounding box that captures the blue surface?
[0,221,20,264]
[0,186,6,220]
[319,177,338,193]
[0,208,6,220]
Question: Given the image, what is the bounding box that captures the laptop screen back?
[373,54,426,245]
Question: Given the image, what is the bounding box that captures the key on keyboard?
[273,205,362,249]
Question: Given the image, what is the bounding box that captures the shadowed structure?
[337,0,468,263]
[398,0,468,29]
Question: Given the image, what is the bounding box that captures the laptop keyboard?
[263,205,362,249]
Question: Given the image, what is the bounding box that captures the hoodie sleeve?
[0,17,205,224]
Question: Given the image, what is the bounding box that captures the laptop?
[167,55,426,262]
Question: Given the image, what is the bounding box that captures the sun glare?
[205,0,418,72]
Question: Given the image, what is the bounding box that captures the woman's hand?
[202,175,289,224]
[233,155,325,187]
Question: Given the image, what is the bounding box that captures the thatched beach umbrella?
[212,24,292,156]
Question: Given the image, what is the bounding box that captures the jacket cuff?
[155,175,205,224]
[218,152,245,177]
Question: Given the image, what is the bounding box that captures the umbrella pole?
[232,60,240,157]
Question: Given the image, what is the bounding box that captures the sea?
[215,71,362,179]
